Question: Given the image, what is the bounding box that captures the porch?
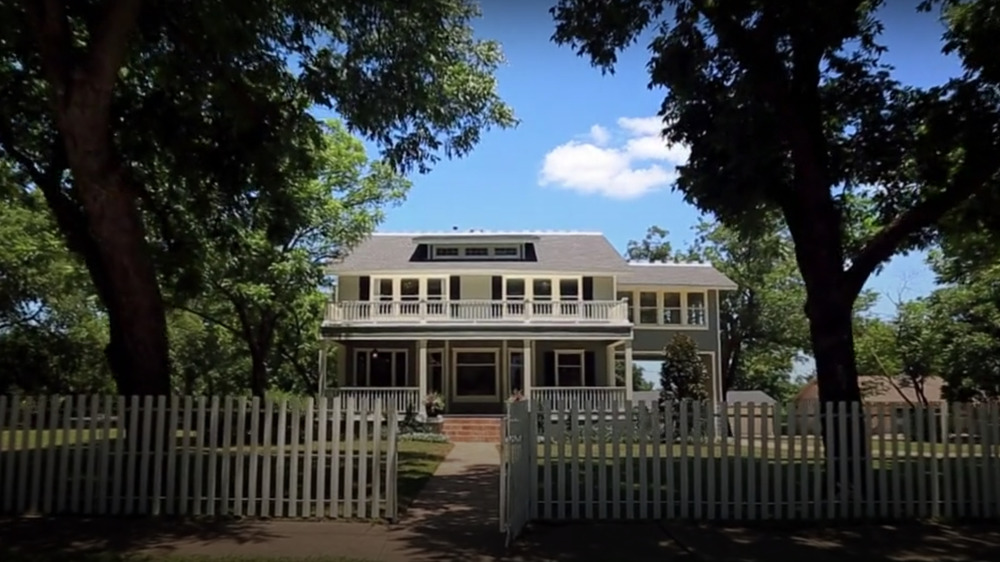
[319,338,636,415]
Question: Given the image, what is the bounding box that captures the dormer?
[410,233,540,262]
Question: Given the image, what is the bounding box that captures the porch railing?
[324,299,629,325]
[532,387,628,412]
[333,387,420,414]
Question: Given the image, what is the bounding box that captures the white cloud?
[539,116,689,199]
[588,124,610,146]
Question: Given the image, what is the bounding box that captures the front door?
[451,349,500,403]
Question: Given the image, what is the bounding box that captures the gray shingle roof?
[329,231,737,288]
[619,263,737,289]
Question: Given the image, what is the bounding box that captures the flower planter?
[425,416,445,434]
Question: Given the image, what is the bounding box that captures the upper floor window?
[464,247,489,257]
[624,290,709,327]
[431,244,523,260]
[434,247,459,257]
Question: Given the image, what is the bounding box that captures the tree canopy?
[0,0,515,395]
[551,0,1000,411]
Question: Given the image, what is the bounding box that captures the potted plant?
[424,392,446,418]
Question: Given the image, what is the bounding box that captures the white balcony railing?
[333,387,420,414]
[532,387,628,413]
[324,299,629,326]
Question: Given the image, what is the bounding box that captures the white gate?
[499,400,534,546]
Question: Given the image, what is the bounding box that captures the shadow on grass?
[395,441,452,513]
[0,517,283,561]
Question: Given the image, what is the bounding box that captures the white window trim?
[451,348,500,402]
[619,287,710,329]
[353,348,409,387]
[503,275,584,301]
[554,350,586,387]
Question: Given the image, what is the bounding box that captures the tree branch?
[22,0,73,101]
[844,180,985,298]
[85,0,143,89]
[173,304,242,336]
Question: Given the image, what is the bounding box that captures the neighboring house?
[792,375,949,436]
[725,390,778,437]
[318,230,736,415]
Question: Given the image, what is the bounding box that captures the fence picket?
[111,397,126,515]
[356,398,367,519]
[370,401,382,518]
[289,399,302,517]
[206,397,220,517]
[179,396,193,516]
[583,406,594,520]
[0,396,9,514]
[246,397,260,516]
[44,396,62,514]
[29,397,47,514]
[261,397,274,518]
[330,398,342,518]
[152,396,167,516]
[193,397,208,516]
[343,401,355,518]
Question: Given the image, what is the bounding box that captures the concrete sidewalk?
[2,442,1000,561]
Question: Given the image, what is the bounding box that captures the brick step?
[441,416,503,443]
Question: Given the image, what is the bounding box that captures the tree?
[615,360,653,391]
[173,120,408,396]
[626,226,674,262]
[551,0,1000,476]
[0,0,515,395]
[676,216,807,402]
[658,335,709,403]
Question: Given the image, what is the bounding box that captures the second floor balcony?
[324,299,630,327]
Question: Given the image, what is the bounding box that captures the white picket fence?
[0,395,399,520]
[509,400,1000,522]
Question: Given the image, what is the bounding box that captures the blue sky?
[324,3,965,383]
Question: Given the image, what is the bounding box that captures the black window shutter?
[582,277,594,301]
[449,275,461,299]
[543,351,556,386]
[584,351,597,386]
[492,276,503,300]
[524,243,537,261]
[358,276,370,301]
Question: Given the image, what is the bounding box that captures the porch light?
[372,349,379,359]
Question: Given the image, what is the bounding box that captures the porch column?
[522,339,533,401]
[606,343,616,387]
[335,342,348,386]
[624,340,634,401]
[417,339,428,418]
[317,341,330,395]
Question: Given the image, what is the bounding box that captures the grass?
[396,440,453,511]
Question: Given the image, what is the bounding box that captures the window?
[555,351,584,386]
[464,247,489,257]
[434,247,459,257]
[354,349,407,387]
[509,351,524,393]
[374,278,394,315]
[493,246,520,257]
[532,279,553,315]
[662,292,682,325]
[559,279,579,300]
[617,291,634,322]
[639,292,658,324]
[505,278,526,300]
[454,351,498,398]
[687,292,707,325]
[426,278,446,315]
[622,289,709,327]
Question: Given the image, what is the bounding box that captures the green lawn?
[396,440,452,511]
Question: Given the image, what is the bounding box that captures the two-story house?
[318,230,736,418]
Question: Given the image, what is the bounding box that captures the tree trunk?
[250,350,268,397]
[803,282,868,498]
[57,105,171,398]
